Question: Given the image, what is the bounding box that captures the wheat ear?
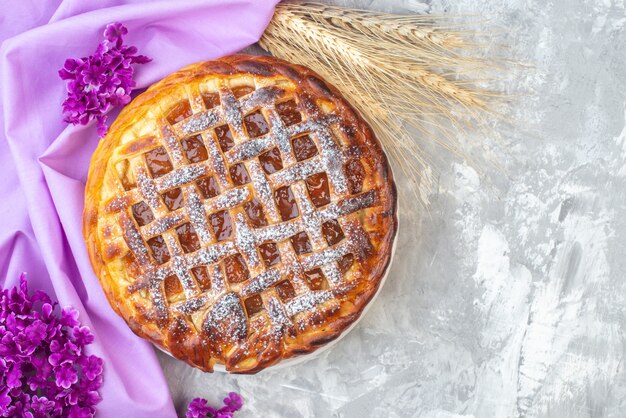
[260,1,499,204]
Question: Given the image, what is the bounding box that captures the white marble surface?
[157,0,626,416]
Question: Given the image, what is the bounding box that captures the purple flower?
[41,303,54,321]
[60,306,80,327]
[81,65,107,86]
[0,388,11,413]
[103,22,128,42]
[96,116,109,137]
[82,390,102,407]
[31,395,55,414]
[23,320,48,345]
[68,405,94,418]
[72,326,95,346]
[6,363,22,388]
[59,22,151,137]
[221,392,243,413]
[0,273,104,416]
[80,355,103,381]
[186,393,243,418]
[186,398,217,418]
[55,363,79,389]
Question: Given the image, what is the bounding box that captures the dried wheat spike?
[260,1,500,205]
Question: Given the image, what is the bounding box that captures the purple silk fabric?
[0,0,278,415]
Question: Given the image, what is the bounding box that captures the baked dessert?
[83,54,397,373]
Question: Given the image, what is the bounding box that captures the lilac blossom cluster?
[59,22,151,137]
[186,392,243,418]
[0,274,103,417]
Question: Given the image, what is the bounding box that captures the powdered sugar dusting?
[220,89,245,141]
[184,186,212,244]
[208,264,227,294]
[291,182,325,250]
[161,124,184,165]
[136,168,160,209]
[178,109,220,135]
[272,158,322,186]
[226,136,273,163]
[203,292,247,342]
[107,79,384,363]
[149,277,168,319]
[142,211,186,238]
[321,263,344,287]
[266,109,295,166]
[207,187,249,212]
[301,242,351,271]
[164,235,199,298]
[241,269,282,296]
[247,160,280,222]
[172,294,210,316]
[312,128,348,194]
[157,165,208,190]
[286,290,333,317]
[266,296,294,333]
[233,213,261,269]
[188,242,235,267]
[120,214,151,267]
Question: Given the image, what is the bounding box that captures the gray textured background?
[158,0,626,416]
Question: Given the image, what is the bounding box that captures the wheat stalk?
[260,1,501,204]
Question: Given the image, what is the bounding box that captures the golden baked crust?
[83,54,397,373]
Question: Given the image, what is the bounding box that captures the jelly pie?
[83,55,397,373]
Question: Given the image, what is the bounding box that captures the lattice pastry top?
[83,55,397,373]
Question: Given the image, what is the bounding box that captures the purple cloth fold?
[0,0,278,415]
